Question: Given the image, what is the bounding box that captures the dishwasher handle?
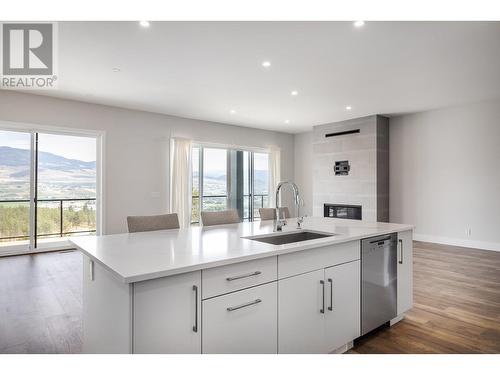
[369,236,392,245]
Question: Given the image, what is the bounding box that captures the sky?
[0,130,96,162]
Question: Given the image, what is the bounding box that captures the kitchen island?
[70,216,414,354]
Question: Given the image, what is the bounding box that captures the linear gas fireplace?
[324,204,362,220]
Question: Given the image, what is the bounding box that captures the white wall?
[390,99,500,251]
[0,91,294,235]
[294,131,313,216]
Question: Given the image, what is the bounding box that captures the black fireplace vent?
[324,204,362,220]
[325,129,360,138]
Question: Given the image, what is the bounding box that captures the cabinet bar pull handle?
[227,299,262,312]
[226,271,262,281]
[398,239,403,264]
[192,285,198,333]
[328,278,333,311]
[320,280,325,314]
[89,260,94,281]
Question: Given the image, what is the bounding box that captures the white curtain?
[268,147,281,207]
[170,138,192,228]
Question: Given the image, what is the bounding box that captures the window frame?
[191,144,270,224]
[0,121,104,256]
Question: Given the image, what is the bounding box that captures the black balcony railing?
[191,194,268,223]
[0,198,96,243]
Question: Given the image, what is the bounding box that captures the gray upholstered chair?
[259,207,291,220]
[127,213,180,233]
[201,209,241,226]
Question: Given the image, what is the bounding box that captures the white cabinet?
[133,271,201,353]
[278,241,360,279]
[82,255,132,353]
[278,260,360,354]
[202,256,277,299]
[397,230,413,315]
[278,269,326,353]
[81,232,410,353]
[202,282,277,353]
[324,260,360,351]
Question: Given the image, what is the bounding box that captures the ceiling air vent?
[325,129,360,138]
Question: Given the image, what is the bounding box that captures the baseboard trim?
[330,341,353,354]
[0,244,76,257]
[413,234,500,252]
[390,314,405,326]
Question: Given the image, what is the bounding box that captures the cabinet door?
[278,269,326,353]
[82,255,132,353]
[397,230,413,314]
[324,260,360,352]
[133,271,201,353]
[202,282,277,353]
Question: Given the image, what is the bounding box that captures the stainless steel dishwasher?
[361,233,398,335]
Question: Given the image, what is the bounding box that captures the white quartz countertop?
[70,217,414,283]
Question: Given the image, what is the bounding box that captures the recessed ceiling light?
[230,109,236,114]
[284,120,290,124]
[262,61,271,68]
[112,67,121,73]
[353,21,365,28]
[346,106,352,110]
[291,90,298,96]
[139,21,150,28]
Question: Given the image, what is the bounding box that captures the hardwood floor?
[0,250,82,354]
[0,241,499,354]
[350,241,500,353]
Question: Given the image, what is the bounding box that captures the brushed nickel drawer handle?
[226,271,262,281]
[320,280,325,314]
[227,299,262,312]
[398,239,404,264]
[328,278,333,311]
[89,260,94,281]
[192,285,198,333]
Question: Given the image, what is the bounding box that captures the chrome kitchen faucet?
[274,181,304,231]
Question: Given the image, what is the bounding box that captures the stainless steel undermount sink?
[244,230,335,245]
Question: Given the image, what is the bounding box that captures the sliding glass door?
[0,127,100,255]
[191,145,270,224]
[0,130,32,249]
[35,132,97,248]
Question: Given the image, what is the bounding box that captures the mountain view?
[191,169,269,222]
[192,169,269,196]
[0,146,97,244]
[0,146,96,200]
[1,145,270,239]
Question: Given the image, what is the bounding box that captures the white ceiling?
[32,21,500,133]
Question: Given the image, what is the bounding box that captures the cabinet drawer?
[202,256,277,299]
[278,240,360,279]
[202,282,277,353]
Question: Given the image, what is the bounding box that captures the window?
[191,146,270,224]
[252,152,270,220]
[202,148,228,212]
[0,127,100,255]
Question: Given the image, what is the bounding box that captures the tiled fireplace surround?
[312,115,389,222]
